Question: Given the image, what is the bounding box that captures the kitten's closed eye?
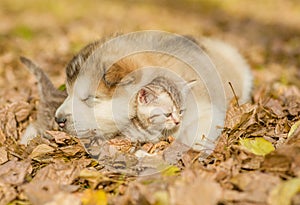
[179,109,185,115]
[164,113,172,117]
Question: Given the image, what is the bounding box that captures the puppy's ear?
[104,61,135,87]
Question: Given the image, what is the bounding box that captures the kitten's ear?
[138,88,157,104]
[182,80,197,97]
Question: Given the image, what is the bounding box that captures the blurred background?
[0,0,300,102]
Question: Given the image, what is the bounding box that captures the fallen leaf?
[154,191,169,205]
[29,144,55,159]
[59,145,84,156]
[81,189,107,205]
[287,120,300,138]
[10,101,32,122]
[4,111,17,138]
[0,129,6,144]
[0,147,8,165]
[79,169,103,189]
[0,182,17,205]
[33,158,90,185]
[58,84,66,91]
[229,172,280,203]
[169,175,222,205]
[22,180,78,205]
[239,137,275,156]
[268,178,300,205]
[264,98,285,118]
[262,153,291,174]
[108,137,132,153]
[225,103,256,130]
[45,192,81,205]
[46,131,71,144]
[0,160,31,185]
[161,165,180,176]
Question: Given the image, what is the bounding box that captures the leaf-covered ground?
[1,0,300,204]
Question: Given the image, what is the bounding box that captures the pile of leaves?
[1,0,300,204]
[1,79,300,205]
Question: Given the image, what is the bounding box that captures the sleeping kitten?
[122,76,195,144]
[20,57,67,144]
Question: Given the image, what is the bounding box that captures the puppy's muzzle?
[55,116,67,128]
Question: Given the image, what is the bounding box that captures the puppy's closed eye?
[82,95,100,107]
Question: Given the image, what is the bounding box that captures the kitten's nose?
[55,117,67,128]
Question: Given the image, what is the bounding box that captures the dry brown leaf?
[9,101,32,122]
[0,160,31,185]
[60,145,84,156]
[46,130,72,144]
[264,98,285,118]
[169,175,222,205]
[0,147,8,165]
[149,141,170,154]
[0,182,17,205]
[285,96,300,116]
[108,137,132,153]
[45,192,81,205]
[141,142,154,152]
[33,158,91,185]
[262,153,291,173]
[29,144,55,159]
[163,141,190,165]
[224,103,256,130]
[4,111,17,138]
[240,154,264,170]
[0,129,6,145]
[1,3,300,205]
[229,172,280,203]
[22,180,79,205]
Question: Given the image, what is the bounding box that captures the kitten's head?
[136,77,195,136]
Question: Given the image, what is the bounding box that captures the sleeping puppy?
[37,31,253,154]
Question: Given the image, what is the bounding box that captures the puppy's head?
[55,45,141,138]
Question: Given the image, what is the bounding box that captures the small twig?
[228,82,240,107]
[8,150,24,160]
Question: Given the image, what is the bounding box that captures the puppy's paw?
[134,149,157,158]
[20,123,38,145]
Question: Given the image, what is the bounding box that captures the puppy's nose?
[55,117,67,128]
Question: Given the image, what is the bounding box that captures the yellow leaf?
[239,137,274,156]
[154,191,169,205]
[268,178,300,205]
[79,169,103,189]
[161,165,180,176]
[81,189,107,205]
[288,120,300,138]
[29,144,55,159]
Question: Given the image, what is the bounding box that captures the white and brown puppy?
[53,31,252,154]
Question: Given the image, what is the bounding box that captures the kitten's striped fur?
[122,76,190,143]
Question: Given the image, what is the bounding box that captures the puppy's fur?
[55,32,252,154]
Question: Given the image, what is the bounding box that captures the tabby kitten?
[122,76,195,144]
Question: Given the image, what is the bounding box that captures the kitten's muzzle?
[55,116,67,128]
